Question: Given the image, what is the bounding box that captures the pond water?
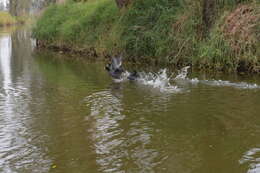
[0,28,260,173]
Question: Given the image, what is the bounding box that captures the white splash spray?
[112,65,260,91]
[136,69,180,93]
[173,66,260,89]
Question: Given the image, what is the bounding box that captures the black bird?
[105,56,124,79]
[127,70,140,81]
[105,56,140,81]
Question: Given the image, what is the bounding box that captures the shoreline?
[32,1,260,74]
[35,39,259,75]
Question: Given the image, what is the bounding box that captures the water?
[0,28,260,173]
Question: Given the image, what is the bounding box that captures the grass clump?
[118,0,180,60]
[33,0,119,49]
[195,3,260,73]
[101,0,202,65]
[0,12,16,26]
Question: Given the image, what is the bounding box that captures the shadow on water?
[0,27,260,173]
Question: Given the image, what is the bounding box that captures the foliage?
[195,3,260,72]
[33,0,119,47]
[118,0,180,59]
[33,0,259,73]
[0,12,16,26]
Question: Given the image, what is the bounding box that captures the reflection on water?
[0,36,11,92]
[0,35,13,171]
[85,86,162,172]
[0,28,260,173]
[240,148,260,173]
[0,30,51,173]
[85,90,125,172]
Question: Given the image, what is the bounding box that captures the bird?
[105,56,125,79]
[105,56,140,81]
[127,70,139,81]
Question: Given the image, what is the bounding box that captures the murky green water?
[1,28,260,173]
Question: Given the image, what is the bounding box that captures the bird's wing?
[111,57,122,70]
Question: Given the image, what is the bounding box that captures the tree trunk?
[202,0,216,35]
[9,0,17,16]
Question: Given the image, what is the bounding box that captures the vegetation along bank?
[0,11,17,26]
[32,0,260,73]
[0,11,29,27]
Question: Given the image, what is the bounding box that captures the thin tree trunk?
[202,0,216,35]
[9,0,17,16]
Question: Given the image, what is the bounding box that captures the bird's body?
[105,56,140,81]
[105,57,124,79]
[127,71,139,81]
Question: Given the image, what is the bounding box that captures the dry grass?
[222,5,259,54]
[0,12,16,26]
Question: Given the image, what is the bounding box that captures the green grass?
[0,12,16,26]
[194,2,260,73]
[33,0,119,47]
[118,0,180,59]
[33,0,259,73]
[33,0,196,60]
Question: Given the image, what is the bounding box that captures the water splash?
[112,69,180,93]
[111,65,260,91]
[173,66,260,89]
[174,66,190,79]
[111,71,130,83]
[136,69,180,93]
[200,80,260,89]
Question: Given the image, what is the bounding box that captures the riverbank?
[32,0,260,73]
[0,12,16,26]
[0,11,28,27]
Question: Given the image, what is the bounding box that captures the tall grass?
[106,0,202,65]
[33,0,119,48]
[33,0,259,72]
[118,0,180,59]
[195,3,260,72]
[34,0,190,58]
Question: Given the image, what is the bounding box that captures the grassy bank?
[0,12,17,26]
[32,0,260,73]
[0,11,28,27]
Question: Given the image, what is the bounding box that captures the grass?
[33,0,119,48]
[195,3,260,73]
[33,0,260,73]
[0,12,16,26]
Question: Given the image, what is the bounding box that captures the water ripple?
[239,148,260,173]
[0,31,51,173]
[84,90,164,172]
